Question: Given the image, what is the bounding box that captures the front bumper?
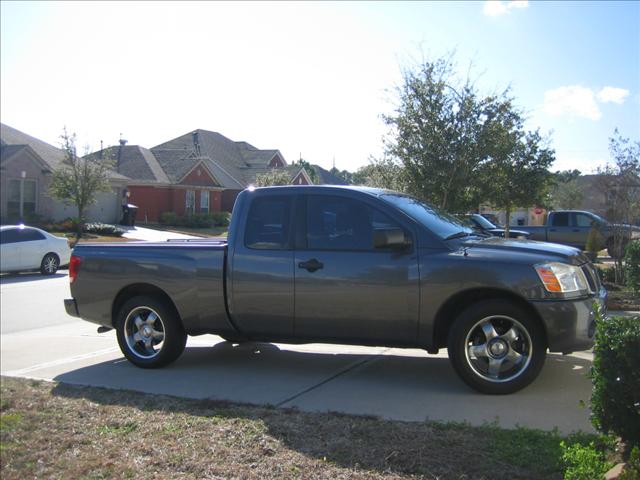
[64,298,80,318]
[532,286,607,353]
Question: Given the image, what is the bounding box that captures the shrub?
[620,447,640,479]
[210,211,231,227]
[591,309,640,450]
[83,223,125,237]
[159,212,178,225]
[158,211,230,228]
[561,441,613,480]
[586,226,605,256]
[598,266,618,284]
[625,240,640,294]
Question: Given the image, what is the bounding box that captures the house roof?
[0,123,65,170]
[89,145,170,184]
[313,165,348,185]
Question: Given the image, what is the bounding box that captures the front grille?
[581,263,599,294]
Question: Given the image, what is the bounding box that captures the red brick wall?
[128,185,224,222]
[128,186,175,222]
[222,189,241,212]
[269,156,284,168]
[181,165,219,187]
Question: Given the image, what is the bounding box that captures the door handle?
[298,258,324,272]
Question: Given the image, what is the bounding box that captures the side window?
[21,229,45,241]
[306,195,401,251]
[0,229,20,244]
[551,212,569,227]
[574,214,593,227]
[244,196,291,250]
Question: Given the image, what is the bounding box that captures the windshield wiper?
[444,231,473,241]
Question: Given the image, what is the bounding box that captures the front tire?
[447,300,546,394]
[115,295,187,368]
[40,253,59,275]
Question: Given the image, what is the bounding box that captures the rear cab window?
[244,196,292,250]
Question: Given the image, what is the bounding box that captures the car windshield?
[380,193,473,240]
[471,214,497,229]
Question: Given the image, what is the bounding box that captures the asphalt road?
[1,271,597,434]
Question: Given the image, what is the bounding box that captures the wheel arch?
[432,288,548,349]
[111,283,182,328]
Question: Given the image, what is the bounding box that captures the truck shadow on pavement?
[51,341,595,434]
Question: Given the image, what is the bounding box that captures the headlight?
[534,262,589,294]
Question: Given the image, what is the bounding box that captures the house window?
[200,190,210,214]
[185,190,195,214]
[7,179,37,220]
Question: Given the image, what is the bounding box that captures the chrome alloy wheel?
[124,306,166,359]
[464,315,533,383]
[42,254,58,274]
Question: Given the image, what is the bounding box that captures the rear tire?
[115,295,187,368]
[447,300,546,394]
[40,253,59,275]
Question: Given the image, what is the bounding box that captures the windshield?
[471,214,496,229]
[380,193,473,240]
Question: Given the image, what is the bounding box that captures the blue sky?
[1,1,638,174]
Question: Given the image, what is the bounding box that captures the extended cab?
[65,186,607,394]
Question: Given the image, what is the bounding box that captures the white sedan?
[0,225,71,275]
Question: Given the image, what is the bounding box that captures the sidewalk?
[121,226,199,242]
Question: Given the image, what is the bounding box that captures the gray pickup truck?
[517,210,640,256]
[65,186,606,394]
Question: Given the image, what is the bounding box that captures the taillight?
[69,255,81,283]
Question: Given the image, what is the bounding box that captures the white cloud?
[483,1,528,17]
[596,86,630,104]
[543,85,601,121]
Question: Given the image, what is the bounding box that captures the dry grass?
[1,376,591,480]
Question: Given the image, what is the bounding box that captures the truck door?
[293,194,419,345]
[229,195,294,338]
[547,212,571,245]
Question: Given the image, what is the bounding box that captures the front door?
[294,194,419,345]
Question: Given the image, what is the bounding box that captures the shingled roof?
[1,123,65,170]
[88,144,170,184]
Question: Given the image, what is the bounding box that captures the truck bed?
[70,239,238,337]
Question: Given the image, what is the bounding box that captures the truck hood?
[462,237,589,265]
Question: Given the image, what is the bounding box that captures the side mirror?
[373,228,409,249]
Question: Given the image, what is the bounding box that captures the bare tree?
[49,129,114,237]
[596,129,640,281]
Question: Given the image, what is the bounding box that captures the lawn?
[0,376,602,480]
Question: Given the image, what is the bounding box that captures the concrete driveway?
[1,271,597,434]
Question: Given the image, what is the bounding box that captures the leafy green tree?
[549,170,583,210]
[49,129,114,237]
[352,157,409,192]
[253,169,292,187]
[381,55,518,212]
[481,129,555,237]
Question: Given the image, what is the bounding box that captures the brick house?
[1,124,348,225]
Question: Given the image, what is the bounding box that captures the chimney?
[192,131,200,156]
[117,135,127,170]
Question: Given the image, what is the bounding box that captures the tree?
[549,170,583,210]
[253,169,292,187]
[482,129,555,237]
[49,129,114,237]
[352,157,409,192]
[381,55,518,212]
[596,129,640,279]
